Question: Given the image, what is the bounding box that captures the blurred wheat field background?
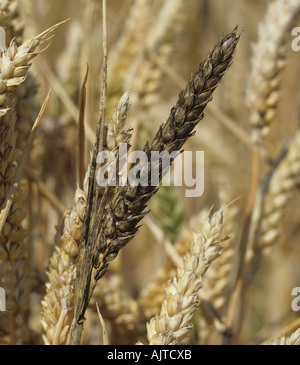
[0,0,300,345]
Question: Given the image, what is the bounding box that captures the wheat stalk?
[67,27,239,346]
[0,0,46,174]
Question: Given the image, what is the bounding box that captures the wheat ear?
[90,28,240,288]
[143,209,229,345]
[0,21,66,114]
[0,23,64,344]
[246,0,300,145]
[253,131,300,254]
[1,0,42,168]
[40,180,88,345]
[40,92,131,344]
[203,192,240,311]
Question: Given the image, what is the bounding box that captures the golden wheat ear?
[0,20,66,344]
[90,27,240,285]
[40,91,132,345]
[144,209,229,345]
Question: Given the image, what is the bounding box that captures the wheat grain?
[0,21,66,114]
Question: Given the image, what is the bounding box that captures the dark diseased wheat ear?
[90,28,240,284]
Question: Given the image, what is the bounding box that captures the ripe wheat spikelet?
[196,193,240,344]
[203,192,240,311]
[268,328,300,345]
[90,28,240,286]
[246,0,300,145]
[0,0,41,168]
[41,180,88,345]
[0,23,64,344]
[41,92,132,344]
[144,209,229,345]
[0,22,64,114]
